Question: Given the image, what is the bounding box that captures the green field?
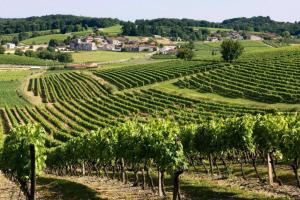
[0,54,61,66]
[193,40,272,60]
[0,30,59,42]
[21,29,93,45]
[21,34,69,45]
[0,70,32,107]
[100,25,122,36]
[71,51,148,63]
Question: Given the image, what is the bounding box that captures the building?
[6,43,15,49]
[99,44,121,51]
[70,39,97,51]
[138,46,156,52]
[208,37,219,42]
[250,35,263,41]
[229,32,243,40]
[160,46,177,54]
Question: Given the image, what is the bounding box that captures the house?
[160,46,177,54]
[153,35,162,39]
[6,43,15,49]
[138,45,156,52]
[84,36,94,43]
[70,39,97,51]
[250,35,263,41]
[107,38,122,46]
[229,32,243,40]
[99,44,121,51]
[208,37,219,42]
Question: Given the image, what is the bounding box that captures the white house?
[160,46,177,54]
[6,43,16,49]
[250,35,263,41]
[208,37,219,42]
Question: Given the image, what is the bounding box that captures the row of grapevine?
[44,114,300,200]
[1,88,276,143]
[176,49,300,103]
[94,60,222,90]
[28,72,109,103]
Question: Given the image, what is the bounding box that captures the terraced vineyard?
[176,49,300,103]
[93,60,221,89]
[28,72,110,103]
[1,68,275,147]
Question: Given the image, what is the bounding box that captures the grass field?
[21,29,93,45]
[0,54,61,66]
[71,51,148,63]
[194,40,272,60]
[194,26,233,32]
[22,34,69,45]
[100,25,122,36]
[0,70,32,107]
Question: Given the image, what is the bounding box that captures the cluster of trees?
[122,21,210,41]
[14,47,73,63]
[220,39,245,62]
[222,16,300,35]
[176,42,195,61]
[121,17,300,40]
[0,15,119,35]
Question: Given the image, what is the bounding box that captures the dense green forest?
[0,15,119,34]
[122,16,300,39]
[1,15,300,39]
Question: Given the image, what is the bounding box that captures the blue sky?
[0,0,299,22]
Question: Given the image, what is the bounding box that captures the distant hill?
[1,15,299,39]
[221,16,300,34]
[0,15,119,35]
[130,16,300,35]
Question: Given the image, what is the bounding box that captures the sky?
[0,0,299,22]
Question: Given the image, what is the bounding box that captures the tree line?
[14,46,73,63]
[2,113,300,199]
[0,15,119,35]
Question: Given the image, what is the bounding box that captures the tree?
[14,48,24,56]
[176,47,194,61]
[24,50,36,57]
[58,53,73,63]
[220,39,244,62]
[282,31,291,39]
[48,39,60,47]
[0,45,5,54]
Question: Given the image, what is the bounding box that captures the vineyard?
[176,49,300,103]
[94,60,221,89]
[2,73,274,147]
[2,47,300,199]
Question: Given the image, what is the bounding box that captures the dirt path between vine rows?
[0,172,25,200]
[39,174,166,200]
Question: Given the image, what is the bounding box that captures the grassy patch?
[193,40,272,60]
[72,51,147,63]
[179,177,287,200]
[0,54,61,66]
[0,70,33,107]
[100,25,122,36]
[22,34,69,45]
